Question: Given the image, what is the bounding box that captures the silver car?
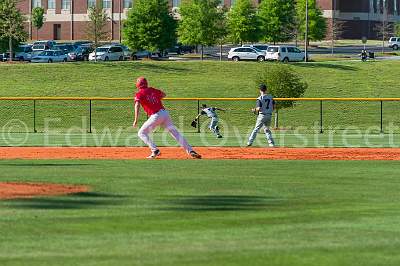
[88,45,124,61]
[228,47,266,62]
[31,50,68,63]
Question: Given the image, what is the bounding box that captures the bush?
[256,63,307,109]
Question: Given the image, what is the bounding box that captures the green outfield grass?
[2,132,400,148]
[1,60,400,136]
[0,60,399,98]
[1,159,400,266]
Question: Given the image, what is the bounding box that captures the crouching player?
[133,77,201,159]
[247,84,275,147]
[195,104,224,138]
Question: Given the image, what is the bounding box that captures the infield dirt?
[0,147,398,160]
[0,182,88,200]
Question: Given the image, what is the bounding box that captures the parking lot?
[0,40,397,64]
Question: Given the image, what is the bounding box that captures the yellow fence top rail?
[1,97,400,101]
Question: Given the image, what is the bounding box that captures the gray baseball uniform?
[201,107,221,137]
[248,95,275,147]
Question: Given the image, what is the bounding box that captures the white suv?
[89,45,124,61]
[228,47,265,62]
[266,45,305,62]
[389,37,400,50]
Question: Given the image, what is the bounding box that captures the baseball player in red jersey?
[133,77,202,159]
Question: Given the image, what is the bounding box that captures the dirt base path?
[0,147,400,160]
[0,182,88,199]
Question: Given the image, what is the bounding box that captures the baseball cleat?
[147,149,160,159]
[217,134,223,138]
[246,143,252,147]
[189,151,202,159]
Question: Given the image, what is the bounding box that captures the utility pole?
[304,0,309,62]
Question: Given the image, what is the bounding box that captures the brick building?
[319,0,400,39]
[17,0,400,41]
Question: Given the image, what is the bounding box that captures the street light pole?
[304,0,309,62]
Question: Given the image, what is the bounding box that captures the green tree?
[395,22,400,36]
[0,0,27,62]
[86,0,108,62]
[32,7,45,41]
[257,64,307,109]
[296,0,327,42]
[257,63,307,128]
[258,0,296,44]
[123,0,176,55]
[226,0,259,45]
[178,0,225,60]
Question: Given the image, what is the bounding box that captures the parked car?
[242,44,269,52]
[228,47,266,62]
[265,45,306,62]
[131,50,162,60]
[15,45,33,61]
[73,41,93,47]
[113,44,133,60]
[388,37,400,50]
[54,44,77,53]
[166,43,195,54]
[31,50,68,63]
[54,44,78,61]
[0,52,14,62]
[88,45,124,61]
[68,46,93,61]
[33,40,56,49]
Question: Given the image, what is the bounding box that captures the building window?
[172,0,180,7]
[48,0,55,9]
[61,0,70,10]
[32,0,41,8]
[103,0,111,9]
[88,0,96,8]
[123,0,132,8]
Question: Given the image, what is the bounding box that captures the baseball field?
[1,60,400,266]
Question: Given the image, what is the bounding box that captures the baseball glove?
[191,119,197,128]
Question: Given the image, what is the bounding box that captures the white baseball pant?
[138,109,193,153]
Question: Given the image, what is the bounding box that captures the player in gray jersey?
[195,104,225,138]
[247,84,275,147]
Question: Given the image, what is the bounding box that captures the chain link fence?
[0,97,398,134]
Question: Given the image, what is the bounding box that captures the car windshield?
[96,48,108,53]
[267,47,279,52]
[253,47,263,52]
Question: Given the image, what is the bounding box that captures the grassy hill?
[0,60,398,98]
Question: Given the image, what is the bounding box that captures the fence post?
[320,100,323,134]
[274,109,279,129]
[380,100,383,134]
[197,99,200,133]
[89,100,92,133]
[33,99,37,133]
